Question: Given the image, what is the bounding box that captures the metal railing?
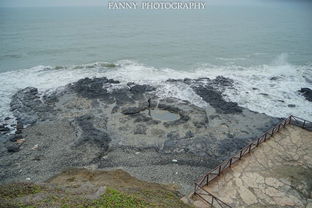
[194,184,231,208]
[193,115,312,208]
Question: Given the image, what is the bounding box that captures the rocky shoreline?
[0,76,280,194]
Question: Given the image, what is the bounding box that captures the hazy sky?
[0,0,309,7]
[0,0,105,7]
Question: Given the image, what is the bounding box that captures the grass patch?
[89,188,150,208]
[0,183,42,199]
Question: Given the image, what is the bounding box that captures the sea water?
[0,1,311,121]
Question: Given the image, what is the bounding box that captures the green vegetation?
[0,169,194,208]
[0,183,42,199]
[89,188,149,208]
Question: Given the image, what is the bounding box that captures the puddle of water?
[149,109,179,122]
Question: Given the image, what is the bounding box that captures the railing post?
[248,144,252,153]
[206,175,209,185]
[303,120,306,128]
[264,133,267,142]
[256,137,260,147]
[229,158,232,167]
[218,165,222,176]
[239,150,243,159]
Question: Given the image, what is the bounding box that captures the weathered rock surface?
[299,87,312,102]
[0,76,280,194]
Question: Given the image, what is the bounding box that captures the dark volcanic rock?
[16,121,23,131]
[130,84,156,94]
[75,115,111,151]
[133,113,152,123]
[0,126,10,132]
[122,107,145,115]
[70,77,111,99]
[9,134,23,142]
[212,76,233,87]
[10,87,52,126]
[3,75,281,195]
[158,104,180,113]
[111,88,134,105]
[299,88,312,102]
[193,86,242,114]
[6,144,20,152]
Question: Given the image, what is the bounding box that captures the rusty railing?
[193,115,312,207]
[194,184,231,208]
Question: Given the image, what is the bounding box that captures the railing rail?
[193,115,312,208]
[194,184,231,208]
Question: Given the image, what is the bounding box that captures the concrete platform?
[195,125,312,208]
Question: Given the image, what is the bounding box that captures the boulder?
[7,144,20,152]
[9,134,23,142]
[299,88,312,102]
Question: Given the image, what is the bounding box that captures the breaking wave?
[0,54,311,122]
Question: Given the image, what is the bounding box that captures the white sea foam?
[0,55,311,122]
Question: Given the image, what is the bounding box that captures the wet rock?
[260,93,269,96]
[108,79,120,84]
[122,107,144,115]
[111,105,119,114]
[9,134,23,142]
[212,76,233,87]
[75,115,111,151]
[133,114,152,122]
[158,104,180,113]
[299,88,312,102]
[43,92,59,104]
[193,86,242,114]
[183,78,192,85]
[4,117,10,121]
[166,78,182,83]
[16,121,23,131]
[288,104,296,108]
[270,76,279,81]
[111,88,133,105]
[70,77,111,99]
[10,87,49,126]
[130,84,155,94]
[0,126,10,132]
[15,129,22,134]
[7,144,20,152]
